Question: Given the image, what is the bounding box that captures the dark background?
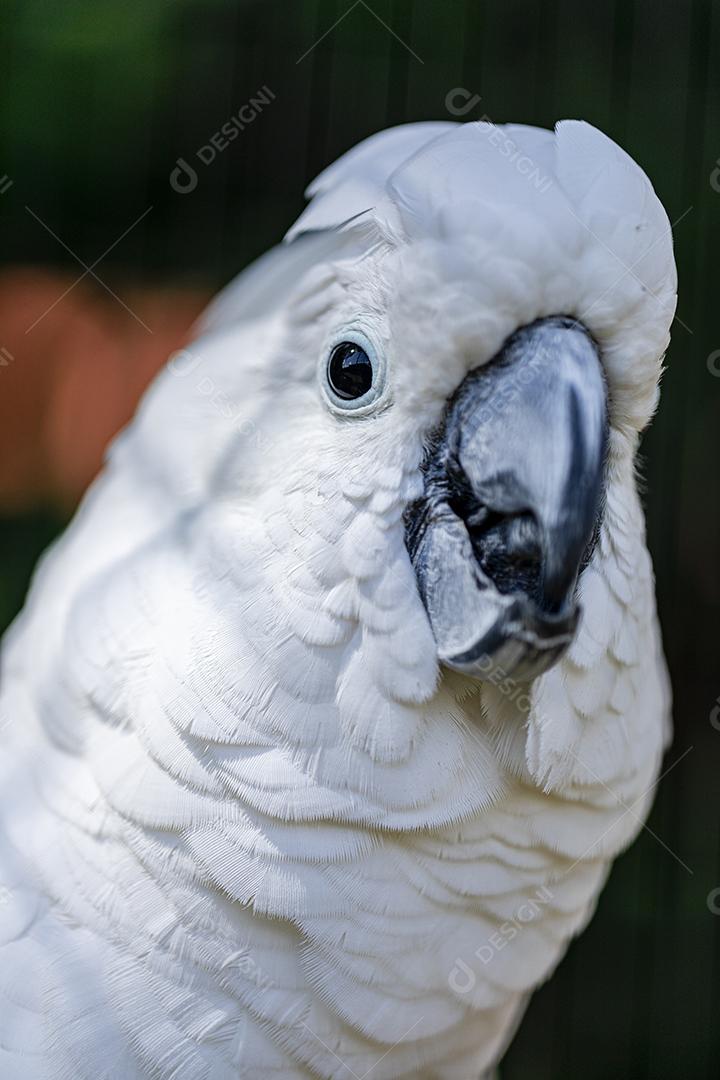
[1,1,718,1076]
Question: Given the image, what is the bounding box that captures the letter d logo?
[170,157,198,194]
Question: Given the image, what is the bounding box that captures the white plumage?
[0,120,676,1078]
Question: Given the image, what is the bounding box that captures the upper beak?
[405,316,608,683]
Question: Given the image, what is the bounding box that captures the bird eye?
[326,341,374,402]
[321,330,387,414]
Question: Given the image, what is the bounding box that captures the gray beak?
[405,316,608,683]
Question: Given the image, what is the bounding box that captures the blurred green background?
[0,1,718,1076]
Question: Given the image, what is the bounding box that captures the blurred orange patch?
[0,269,210,511]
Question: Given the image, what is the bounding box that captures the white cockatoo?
[0,120,676,1079]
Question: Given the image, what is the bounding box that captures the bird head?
[195,119,676,769]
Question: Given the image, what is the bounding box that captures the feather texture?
[0,120,675,1078]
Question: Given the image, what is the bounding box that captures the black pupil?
[327,342,373,401]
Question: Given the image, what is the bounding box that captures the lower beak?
[405,316,608,683]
